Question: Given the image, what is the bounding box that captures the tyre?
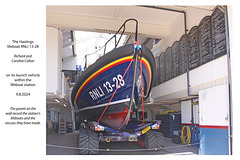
[144,131,165,150]
[87,128,99,154]
[78,127,88,154]
[144,131,157,149]
[154,131,165,148]
[78,127,99,154]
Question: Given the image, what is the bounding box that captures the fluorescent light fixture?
[55,99,60,103]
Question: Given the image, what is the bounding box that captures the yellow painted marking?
[142,126,151,134]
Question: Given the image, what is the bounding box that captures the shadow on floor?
[46,130,198,155]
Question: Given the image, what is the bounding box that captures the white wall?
[46,26,63,96]
[62,56,78,71]
[152,55,228,101]
[152,6,214,56]
[152,73,187,101]
[151,14,184,55]
[161,14,184,52]
[62,46,79,70]
[199,84,229,126]
[181,100,192,124]
[186,7,213,30]
[181,100,199,125]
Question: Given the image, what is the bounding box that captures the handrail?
[103,18,138,54]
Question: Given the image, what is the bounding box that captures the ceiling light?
[55,99,60,103]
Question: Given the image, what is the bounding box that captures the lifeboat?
[71,19,155,130]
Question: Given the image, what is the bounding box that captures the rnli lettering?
[88,74,125,101]
[89,86,105,100]
[103,74,125,93]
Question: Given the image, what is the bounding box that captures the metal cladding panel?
[199,84,229,126]
[180,100,192,124]
[199,128,229,155]
[198,84,229,155]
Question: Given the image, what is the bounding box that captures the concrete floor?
[46,130,198,155]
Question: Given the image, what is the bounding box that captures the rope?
[97,59,133,123]
[181,126,191,145]
[140,53,145,125]
[135,40,145,125]
[118,41,143,130]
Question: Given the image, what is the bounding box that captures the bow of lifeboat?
[71,44,155,130]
